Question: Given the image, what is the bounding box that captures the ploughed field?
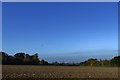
[2,65,118,78]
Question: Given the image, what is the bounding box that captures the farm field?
[2,65,119,79]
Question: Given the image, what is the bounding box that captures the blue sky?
[2,2,118,63]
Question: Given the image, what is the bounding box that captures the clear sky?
[2,2,118,63]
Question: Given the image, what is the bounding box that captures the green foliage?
[1,51,48,65]
[99,59,111,67]
[86,58,99,66]
[14,53,25,64]
[110,56,120,66]
[1,51,120,66]
[80,57,120,67]
[2,52,9,64]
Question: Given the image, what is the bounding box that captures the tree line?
[1,52,48,65]
[1,51,120,66]
[80,57,120,67]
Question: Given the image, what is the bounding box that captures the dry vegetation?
[2,65,118,78]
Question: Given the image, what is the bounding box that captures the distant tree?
[52,61,59,65]
[1,52,9,64]
[7,55,16,65]
[1,52,41,65]
[111,56,120,66]
[40,59,48,65]
[100,59,110,67]
[59,61,66,66]
[80,60,87,66]
[86,58,99,66]
[32,53,40,65]
[24,54,31,64]
[14,53,25,64]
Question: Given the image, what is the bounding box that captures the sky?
[2,2,118,63]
